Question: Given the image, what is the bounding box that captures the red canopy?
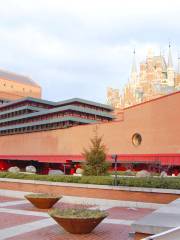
[0,154,180,165]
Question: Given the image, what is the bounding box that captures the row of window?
[0,111,110,127]
[0,121,78,136]
[0,109,33,119]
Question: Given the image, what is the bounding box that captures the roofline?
[0,68,40,87]
[124,90,180,110]
[56,98,114,111]
[0,97,113,111]
[0,97,56,109]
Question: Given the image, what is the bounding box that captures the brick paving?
[0,196,154,240]
[0,196,21,202]
[7,223,132,240]
[107,207,154,220]
[7,202,93,212]
[0,212,45,229]
[0,181,178,204]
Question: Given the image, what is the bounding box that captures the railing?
[142,226,180,240]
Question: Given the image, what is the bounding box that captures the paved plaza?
[0,196,154,240]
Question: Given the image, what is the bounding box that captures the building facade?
[0,67,180,174]
[107,45,180,108]
[0,97,114,136]
[0,69,41,103]
[0,91,180,173]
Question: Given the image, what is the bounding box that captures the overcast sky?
[0,0,180,103]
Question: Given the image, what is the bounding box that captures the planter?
[25,193,61,209]
[49,208,108,234]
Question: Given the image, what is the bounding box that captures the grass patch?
[25,193,61,198]
[49,208,108,219]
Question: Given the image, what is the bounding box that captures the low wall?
[0,178,179,205]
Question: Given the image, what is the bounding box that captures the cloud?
[0,0,179,102]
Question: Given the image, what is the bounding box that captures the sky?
[0,0,180,103]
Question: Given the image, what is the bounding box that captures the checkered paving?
[0,196,154,240]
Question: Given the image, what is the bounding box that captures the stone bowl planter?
[49,208,108,234]
[25,193,61,209]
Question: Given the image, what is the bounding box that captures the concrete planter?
[25,194,61,209]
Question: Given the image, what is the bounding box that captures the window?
[132,133,142,146]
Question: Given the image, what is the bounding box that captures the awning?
[0,155,84,163]
[0,154,180,165]
[108,154,180,166]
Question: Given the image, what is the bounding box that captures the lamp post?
[63,163,66,174]
[112,154,118,186]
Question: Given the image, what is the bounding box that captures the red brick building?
[0,84,179,173]
[0,69,41,103]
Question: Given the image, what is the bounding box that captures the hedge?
[0,172,180,189]
[0,172,113,185]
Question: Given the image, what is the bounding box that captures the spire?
[178,55,180,74]
[147,48,153,58]
[160,47,162,56]
[168,43,173,68]
[131,49,137,73]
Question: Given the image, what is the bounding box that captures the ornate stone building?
[107,45,180,108]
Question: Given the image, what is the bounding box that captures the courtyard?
[0,195,154,240]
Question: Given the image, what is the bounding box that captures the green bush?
[0,172,180,189]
